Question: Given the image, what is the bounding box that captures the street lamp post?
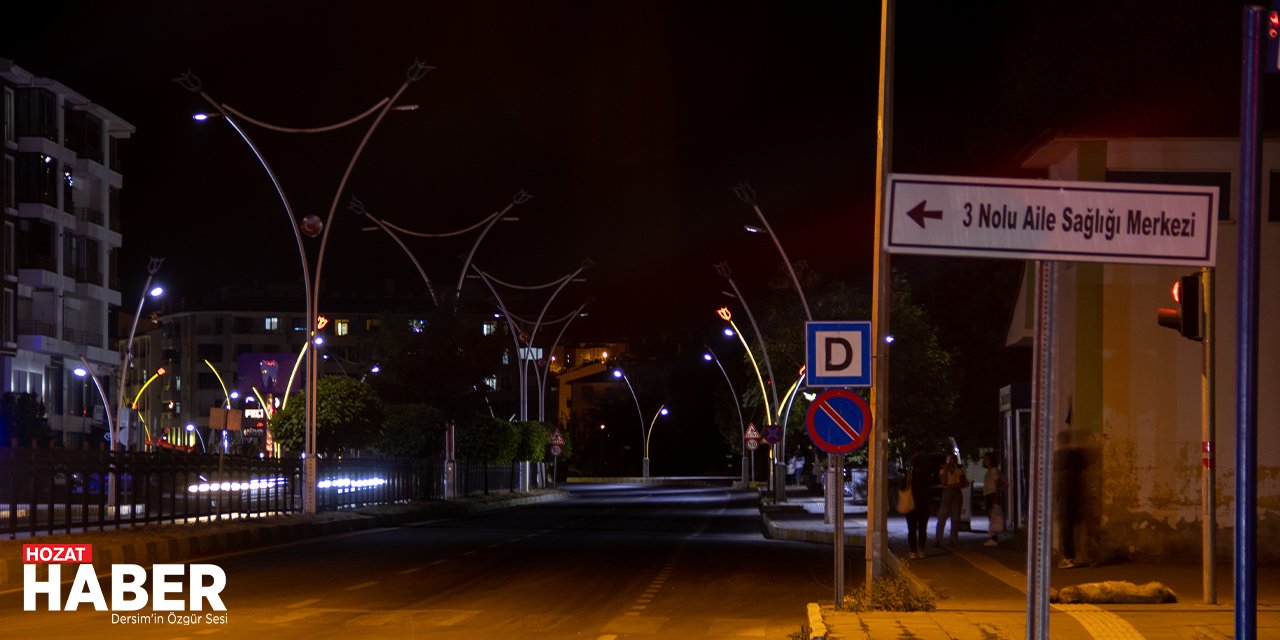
[643,405,669,479]
[612,368,648,478]
[116,257,164,452]
[178,61,429,514]
[704,349,748,485]
[73,358,115,504]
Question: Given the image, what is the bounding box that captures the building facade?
[1012,137,1280,561]
[1,60,133,448]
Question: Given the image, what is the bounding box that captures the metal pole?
[1236,7,1262,636]
[1201,267,1216,604]
[831,452,844,604]
[1027,261,1057,640]
[706,348,748,485]
[867,0,895,586]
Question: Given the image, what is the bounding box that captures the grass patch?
[840,570,936,612]
[786,622,811,640]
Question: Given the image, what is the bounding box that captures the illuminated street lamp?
[178,61,429,514]
[117,257,164,452]
[704,349,748,484]
[73,357,116,504]
[612,368,649,478]
[643,405,670,479]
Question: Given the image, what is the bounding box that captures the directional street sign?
[805,389,872,454]
[886,173,1219,266]
[806,321,872,388]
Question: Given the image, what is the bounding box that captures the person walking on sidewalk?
[906,452,932,558]
[935,453,967,548]
[981,452,1006,547]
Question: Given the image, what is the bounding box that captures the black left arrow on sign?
[906,201,943,228]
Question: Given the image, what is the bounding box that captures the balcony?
[17,319,57,338]
[62,327,103,348]
[73,267,103,287]
[108,209,121,233]
[75,206,105,227]
[18,254,57,273]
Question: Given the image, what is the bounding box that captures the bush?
[513,421,551,462]
[456,413,518,464]
[376,404,447,459]
[840,570,936,612]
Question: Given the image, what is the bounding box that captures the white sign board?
[886,174,1219,266]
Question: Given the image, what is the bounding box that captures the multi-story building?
[136,296,395,450]
[1,60,133,448]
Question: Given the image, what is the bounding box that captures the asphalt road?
[3,484,843,639]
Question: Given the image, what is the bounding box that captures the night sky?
[3,2,1260,340]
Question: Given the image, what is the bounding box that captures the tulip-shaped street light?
[612,368,649,478]
[117,257,164,451]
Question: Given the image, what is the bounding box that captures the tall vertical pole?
[1201,267,1216,604]
[1236,7,1262,637]
[867,0,895,587]
[1027,260,1057,640]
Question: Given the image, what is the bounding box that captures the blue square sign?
[805,321,872,387]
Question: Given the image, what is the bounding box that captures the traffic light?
[1156,274,1203,341]
[1269,3,1280,73]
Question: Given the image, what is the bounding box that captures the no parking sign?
[805,389,872,454]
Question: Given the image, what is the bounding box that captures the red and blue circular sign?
[761,424,783,444]
[805,389,872,454]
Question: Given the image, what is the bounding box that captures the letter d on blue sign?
[805,321,872,387]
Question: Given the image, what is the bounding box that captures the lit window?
[365,318,381,331]
[264,317,279,331]
[335,319,349,336]
[484,375,498,391]
[409,319,425,333]
[482,321,497,336]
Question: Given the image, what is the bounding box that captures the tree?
[270,376,384,455]
[455,413,518,464]
[512,420,551,463]
[0,392,52,445]
[375,404,447,459]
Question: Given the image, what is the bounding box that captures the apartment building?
[1,60,133,448]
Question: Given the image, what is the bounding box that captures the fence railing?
[0,447,543,539]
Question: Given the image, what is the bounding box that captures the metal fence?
[0,447,543,539]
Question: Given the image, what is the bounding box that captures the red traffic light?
[1156,274,1203,342]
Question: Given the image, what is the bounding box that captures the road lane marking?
[429,558,448,565]
[399,567,421,574]
[345,581,379,591]
[287,598,321,608]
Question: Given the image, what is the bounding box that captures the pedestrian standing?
[905,452,932,558]
[982,452,1006,547]
[935,453,967,548]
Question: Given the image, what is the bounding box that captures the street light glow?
[185,423,196,432]
[703,353,713,361]
[73,367,89,378]
[612,369,623,379]
[723,327,734,337]
[660,407,669,416]
[229,391,240,400]
[149,285,164,297]
[314,336,324,346]
[743,224,765,234]
[192,113,210,121]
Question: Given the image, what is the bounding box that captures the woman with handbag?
[903,452,932,559]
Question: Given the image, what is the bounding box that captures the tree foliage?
[512,420,551,463]
[455,413,518,464]
[375,404,447,459]
[0,392,52,445]
[270,376,384,455]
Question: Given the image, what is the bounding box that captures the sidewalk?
[763,485,1280,640]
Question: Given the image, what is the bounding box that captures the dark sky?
[3,1,1257,342]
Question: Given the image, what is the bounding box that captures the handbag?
[989,504,1005,533]
[897,471,915,513]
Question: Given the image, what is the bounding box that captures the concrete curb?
[1,490,568,589]
[806,602,829,639]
